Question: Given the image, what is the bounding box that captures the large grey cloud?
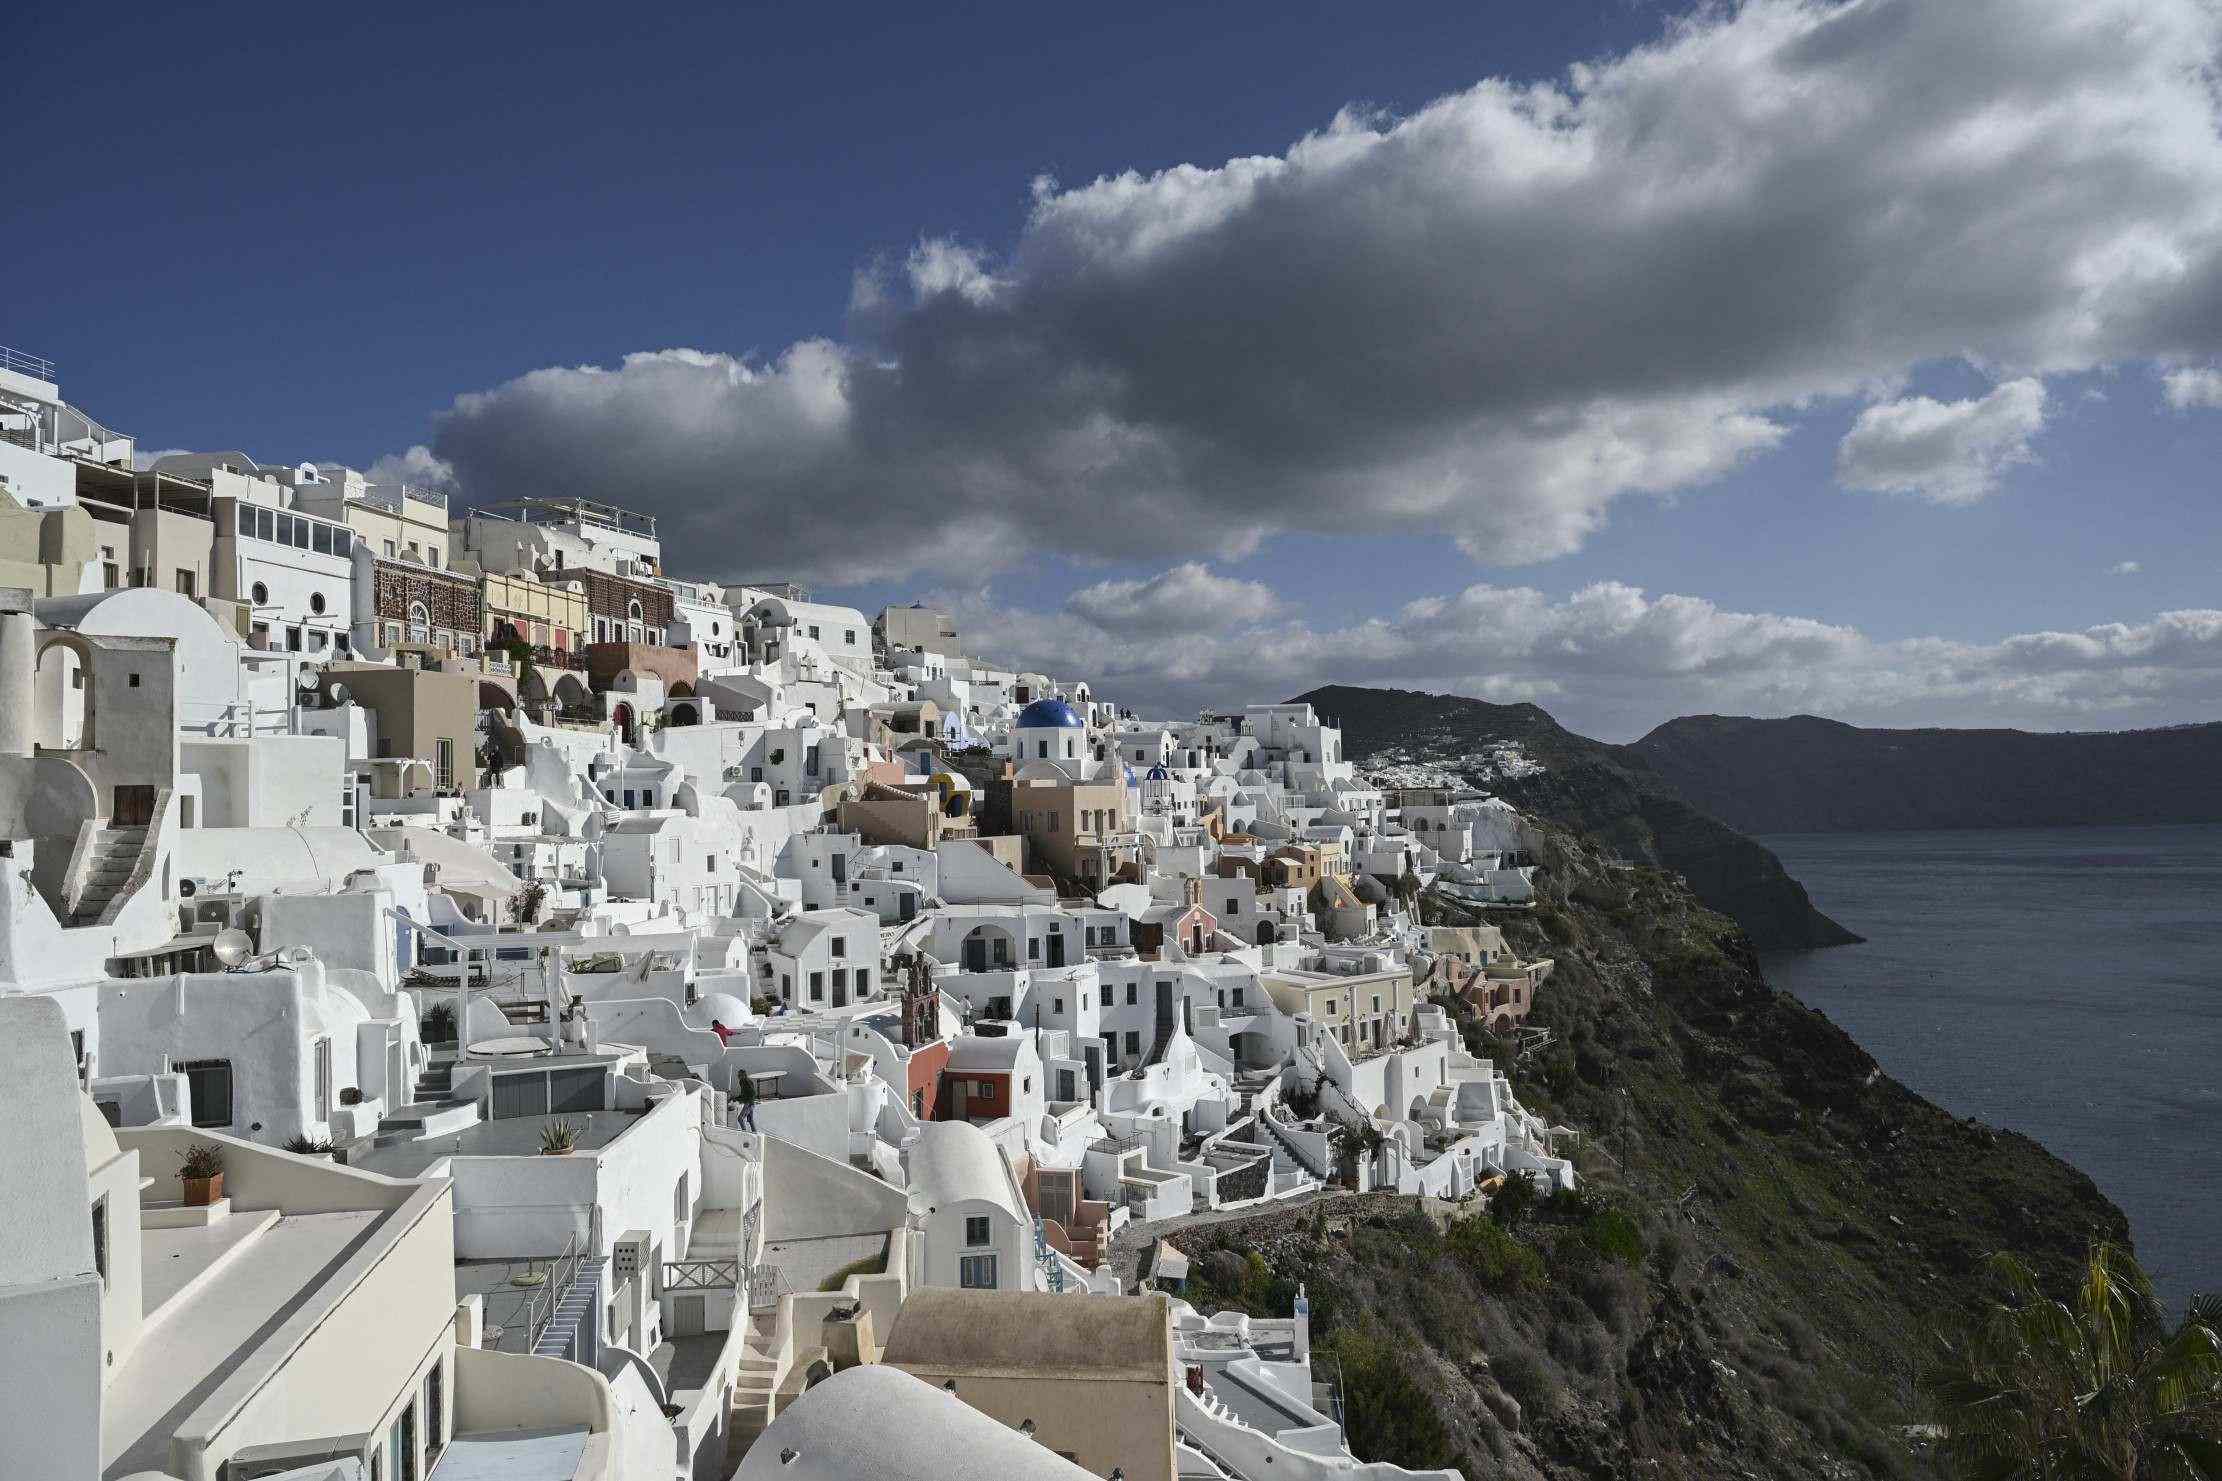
[934,568,2222,740]
[403,0,2222,584]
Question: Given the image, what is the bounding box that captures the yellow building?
[479,568,589,655]
[1263,960,1418,1057]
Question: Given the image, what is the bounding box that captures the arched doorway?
[668,702,699,726]
[612,701,637,748]
[35,632,99,750]
[959,924,1018,973]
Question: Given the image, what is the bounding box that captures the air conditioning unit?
[612,1228,652,1288]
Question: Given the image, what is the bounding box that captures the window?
[1027,937,1039,961]
[963,1215,992,1247]
[845,629,856,645]
[92,1197,108,1285]
[831,936,846,958]
[312,522,333,555]
[1053,997,1063,1015]
[958,1254,997,1288]
[856,969,869,993]
[175,568,195,596]
[251,581,269,606]
[435,738,455,791]
[428,545,441,567]
[390,1399,417,1481]
[807,625,820,639]
[1125,984,1137,1006]
[809,971,824,1001]
[383,539,396,558]
[425,1362,445,1465]
[1099,988,1110,1009]
[179,1058,233,1128]
[1124,1031,1140,1056]
[310,591,326,615]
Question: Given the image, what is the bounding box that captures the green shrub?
[1317,1324,1457,1471]
[1447,1214,1544,1291]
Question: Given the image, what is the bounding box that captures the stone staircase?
[373,1055,482,1142]
[725,1311,782,1465]
[69,826,146,925]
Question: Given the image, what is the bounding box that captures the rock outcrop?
[1291,686,1858,949]
[1630,714,2222,835]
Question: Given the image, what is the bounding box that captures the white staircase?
[725,1310,783,1465]
[70,826,146,924]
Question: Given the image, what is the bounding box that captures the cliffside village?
[0,352,1571,1481]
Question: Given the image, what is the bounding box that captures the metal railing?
[479,1231,583,1350]
[0,345,56,380]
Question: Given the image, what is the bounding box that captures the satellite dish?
[296,663,323,689]
[212,928,255,968]
[328,681,349,704]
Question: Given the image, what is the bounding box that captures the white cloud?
[2161,366,2222,409]
[364,444,457,492]
[1065,563,1282,635]
[391,0,2222,583]
[936,567,2222,740]
[2109,559,2143,575]
[1835,379,2050,504]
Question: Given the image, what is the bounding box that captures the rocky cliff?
[1291,686,1858,949]
[1630,714,2222,835]
[1159,824,2127,1480]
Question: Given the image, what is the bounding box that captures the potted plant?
[539,1119,578,1155]
[179,1143,226,1205]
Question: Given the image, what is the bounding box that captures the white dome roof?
[695,992,750,1027]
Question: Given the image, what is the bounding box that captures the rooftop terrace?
[353,1108,648,1180]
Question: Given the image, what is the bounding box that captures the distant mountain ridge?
[1629,714,2222,835]
[1292,685,1859,950]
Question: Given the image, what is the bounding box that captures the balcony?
[0,344,56,381]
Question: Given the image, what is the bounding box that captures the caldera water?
[1760,823,2222,1314]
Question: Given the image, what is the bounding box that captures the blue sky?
[12,0,2222,738]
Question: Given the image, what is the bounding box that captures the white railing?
[0,345,56,380]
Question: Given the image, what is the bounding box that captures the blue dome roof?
[1145,764,1171,780]
[1016,698,1086,729]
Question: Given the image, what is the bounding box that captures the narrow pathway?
[1104,1186,1339,1288]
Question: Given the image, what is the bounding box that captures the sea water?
[1760,824,2222,1314]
